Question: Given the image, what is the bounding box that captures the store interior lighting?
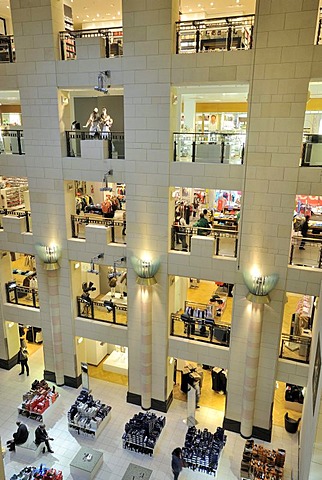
[243,271,279,304]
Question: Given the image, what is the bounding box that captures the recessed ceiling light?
[86,15,89,18]
[198,3,201,6]
[107,13,111,15]
[117,11,120,15]
[189,8,192,12]
[113,16,116,19]
[76,15,79,18]
[97,13,99,17]
[210,2,214,5]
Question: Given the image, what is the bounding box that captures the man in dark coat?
[35,423,54,453]
[7,421,29,451]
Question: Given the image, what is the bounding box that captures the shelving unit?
[68,410,111,437]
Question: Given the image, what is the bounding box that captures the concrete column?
[47,271,64,386]
[140,285,152,409]
[240,303,264,438]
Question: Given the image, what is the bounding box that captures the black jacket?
[35,426,49,445]
[13,424,29,445]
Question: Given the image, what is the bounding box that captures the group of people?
[175,209,213,251]
[84,107,113,139]
[7,421,54,453]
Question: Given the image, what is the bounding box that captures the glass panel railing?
[170,313,230,347]
[176,14,254,54]
[5,283,39,308]
[66,130,125,159]
[59,27,123,60]
[173,132,245,164]
[0,35,15,62]
[0,129,24,154]
[280,334,311,364]
[301,134,322,166]
[71,215,126,244]
[289,235,322,269]
[170,225,238,258]
[0,209,32,233]
[76,296,127,326]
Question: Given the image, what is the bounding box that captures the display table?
[70,447,103,480]
[18,380,59,422]
[122,411,166,456]
[101,292,127,306]
[103,349,128,375]
[240,440,285,480]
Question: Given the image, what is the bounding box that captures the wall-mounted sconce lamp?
[243,271,278,304]
[131,256,160,286]
[35,244,61,271]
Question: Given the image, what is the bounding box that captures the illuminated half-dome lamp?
[243,271,278,304]
[131,256,160,286]
[35,243,61,271]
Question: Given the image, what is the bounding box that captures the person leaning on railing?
[193,212,211,236]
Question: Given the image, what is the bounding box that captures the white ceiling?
[0,0,256,29]
[177,84,249,103]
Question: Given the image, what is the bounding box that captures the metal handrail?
[176,14,255,54]
[173,131,245,164]
[170,312,230,346]
[289,235,322,269]
[0,209,32,233]
[71,214,125,242]
[59,26,123,60]
[5,283,39,309]
[280,333,311,364]
[76,296,127,326]
[0,129,24,154]
[65,130,125,158]
[171,224,238,257]
[0,35,15,62]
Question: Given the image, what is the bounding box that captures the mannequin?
[109,276,117,297]
[100,107,113,139]
[84,108,100,138]
[118,272,127,299]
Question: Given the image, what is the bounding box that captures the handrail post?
[66,131,71,157]
[32,289,37,308]
[249,25,254,49]
[317,18,322,45]
[111,222,115,243]
[227,26,232,51]
[234,237,238,258]
[71,215,76,238]
[176,30,180,54]
[108,137,113,158]
[290,243,294,265]
[196,28,200,53]
[173,139,177,162]
[192,140,196,162]
[319,245,322,269]
[25,211,30,233]
[215,236,220,256]
[220,140,225,163]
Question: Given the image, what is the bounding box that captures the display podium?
[186,386,197,427]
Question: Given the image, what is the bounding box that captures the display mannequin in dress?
[100,107,113,139]
[84,108,100,138]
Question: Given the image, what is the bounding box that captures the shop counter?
[101,292,127,307]
[103,349,128,375]
[70,447,103,480]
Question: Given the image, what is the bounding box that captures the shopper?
[193,212,211,236]
[7,421,29,451]
[178,216,188,251]
[171,447,184,480]
[300,215,310,250]
[84,107,100,138]
[35,424,54,453]
[18,345,29,376]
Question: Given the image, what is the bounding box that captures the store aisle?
[0,350,299,480]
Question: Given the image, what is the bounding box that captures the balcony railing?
[300,134,322,167]
[173,132,245,164]
[0,35,15,62]
[0,209,32,233]
[289,235,322,269]
[176,14,254,54]
[170,313,230,347]
[0,129,24,154]
[66,130,125,159]
[77,296,127,326]
[59,27,123,60]
[171,225,238,258]
[280,334,311,364]
[5,283,39,309]
[71,215,126,243]
[316,8,322,45]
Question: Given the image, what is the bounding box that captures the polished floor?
[0,348,299,480]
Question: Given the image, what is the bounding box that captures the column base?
[223,417,272,442]
[127,390,173,413]
[0,353,19,370]
[43,371,82,388]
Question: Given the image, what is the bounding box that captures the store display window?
[280,291,318,364]
[73,260,127,326]
[68,179,126,244]
[171,187,241,257]
[170,276,233,346]
[4,252,39,309]
[290,195,322,268]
